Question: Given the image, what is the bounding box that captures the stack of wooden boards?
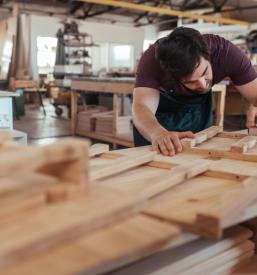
[1,126,257,274]
[95,113,132,136]
[77,105,132,137]
[112,226,254,275]
[77,105,107,132]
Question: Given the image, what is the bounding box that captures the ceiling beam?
[79,0,251,27]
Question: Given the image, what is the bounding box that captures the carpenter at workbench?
[133,27,257,156]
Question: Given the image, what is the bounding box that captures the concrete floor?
[14,100,72,145]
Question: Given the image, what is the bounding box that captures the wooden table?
[71,77,226,147]
[24,87,47,116]
[71,77,135,147]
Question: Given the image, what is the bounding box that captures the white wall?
[30,15,144,79]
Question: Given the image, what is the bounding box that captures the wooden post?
[112,94,119,149]
[71,90,78,136]
[213,85,226,128]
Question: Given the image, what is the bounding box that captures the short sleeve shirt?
[135,34,257,92]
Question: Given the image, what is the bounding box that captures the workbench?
[71,77,226,147]
[71,77,134,147]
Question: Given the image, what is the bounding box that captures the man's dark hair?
[156,27,210,81]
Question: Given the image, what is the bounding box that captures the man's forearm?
[132,103,166,141]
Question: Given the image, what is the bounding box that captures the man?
[132,27,257,156]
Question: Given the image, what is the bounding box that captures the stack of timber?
[2,126,257,274]
[95,113,132,136]
[77,105,107,132]
[244,217,257,253]
[113,226,254,275]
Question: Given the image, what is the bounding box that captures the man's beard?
[183,80,212,95]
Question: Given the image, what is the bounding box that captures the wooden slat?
[181,240,254,275]
[0,215,180,274]
[249,128,257,136]
[182,126,223,148]
[90,151,155,181]
[196,177,257,239]
[89,144,109,157]
[145,176,250,237]
[0,185,145,268]
[111,226,252,275]
[0,138,89,186]
[230,136,257,153]
[185,147,257,162]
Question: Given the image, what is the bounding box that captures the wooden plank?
[196,177,257,239]
[184,147,257,162]
[208,158,257,178]
[0,138,89,186]
[181,240,254,275]
[232,255,257,274]
[0,185,145,268]
[230,136,257,153]
[89,144,109,157]
[0,132,12,144]
[96,159,211,201]
[249,127,257,136]
[210,251,253,275]
[182,126,222,148]
[217,132,248,139]
[145,176,248,236]
[90,152,155,181]
[0,215,180,274]
[0,173,59,198]
[197,126,223,139]
[111,226,252,275]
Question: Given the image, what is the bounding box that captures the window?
[108,43,134,72]
[0,39,13,79]
[37,37,57,74]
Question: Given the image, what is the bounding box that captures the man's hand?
[150,129,195,156]
[246,105,257,128]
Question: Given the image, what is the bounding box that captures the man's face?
[180,57,213,94]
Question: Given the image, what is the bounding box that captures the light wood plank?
[89,144,109,157]
[1,215,180,274]
[230,136,257,153]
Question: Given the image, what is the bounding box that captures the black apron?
[133,89,213,146]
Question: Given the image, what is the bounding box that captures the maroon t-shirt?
[135,34,257,91]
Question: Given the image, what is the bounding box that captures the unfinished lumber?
[90,151,156,181]
[89,144,109,157]
[111,226,252,275]
[181,126,222,148]
[0,215,180,275]
[181,240,254,275]
[207,158,257,178]
[217,132,248,139]
[0,185,145,269]
[230,136,257,153]
[249,127,257,136]
[0,131,11,145]
[0,173,59,198]
[180,159,211,179]
[185,146,257,162]
[0,138,89,186]
[145,175,254,238]
[197,126,223,139]
[210,251,253,275]
[196,177,257,239]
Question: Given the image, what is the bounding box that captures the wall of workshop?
[29,15,144,79]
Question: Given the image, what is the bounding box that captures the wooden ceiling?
[0,0,256,28]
